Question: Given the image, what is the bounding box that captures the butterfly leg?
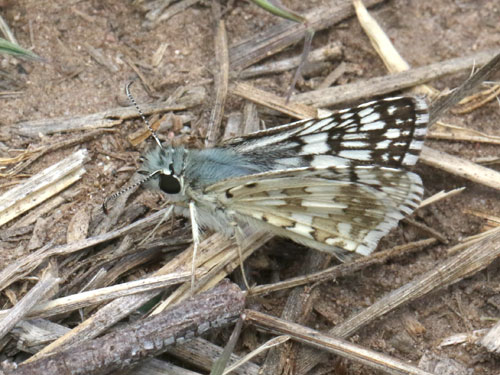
[189,201,201,294]
[230,221,251,291]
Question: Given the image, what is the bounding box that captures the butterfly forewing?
[206,165,423,256]
[222,96,428,170]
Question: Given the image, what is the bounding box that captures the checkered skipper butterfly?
[105,83,428,261]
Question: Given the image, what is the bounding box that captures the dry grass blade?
[0,207,170,293]
[151,230,273,314]
[238,42,341,79]
[0,268,59,341]
[419,187,465,208]
[232,82,318,119]
[206,20,229,146]
[439,329,489,348]
[167,337,260,375]
[420,146,500,192]
[250,238,436,296]
[453,83,500,114]
[210,318,244,375]
[293,48,499,107]
[245,310,434,375]
[0,271,197,321]
[429,52,500,123]
[12,281,245,375]
[0,149,88,227]
[27,231,270,361]
[295,227,500,374]
[427,122,500,145]
[353,0,437,97]
[127,358,203,375]
[229,0,383,70]
[222,334,290,375]
[12,86,206,136]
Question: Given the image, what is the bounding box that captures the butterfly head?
[140,145,187,196]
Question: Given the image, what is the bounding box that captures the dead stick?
[293,48,499,107]
[230,0,383,70]
[296,227,500,374]
[245,310,433,375]
[420,146,500,191]
[0,269,59,340]
[206,20,229,146]
[250,238,437,296]
[8,281,244,375]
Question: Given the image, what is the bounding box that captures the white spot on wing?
[387,105,397,115]
[376,140,391,149]
[340,112,354,119]
[311,155,349,167]
[360,112,380,124]
[384,128,401,139]
[342,141,370,148]
[358,107,374,117]
[360,121,385,131]
[338,150,372,161]
[299,118,333,135]
[402,153,419,165]
[409,140,424,150]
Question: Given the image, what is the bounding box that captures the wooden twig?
[167,337,260,375]
[0,271,198,321]
[0,268,59,341]
[229,0,383,70]
[0,207,171,292]
[250,238,437,296]
[0,149,88,227]
[232,82,317,119]
[8,281,245,375]
[295,227,500,374]
[427,122,500,145]
[206,20,229,146]
[12,86,206,136]
[418,187,465,208]
[292,49,499,107]
[244,310,434,375]
[439,329,489,348]
[260,251,330,374]
[238,42,341,79]
[27,231,270,361]
[4,129,114,177]
[353,0,437,97]
[419,146,500,192]
[402,218,448,244]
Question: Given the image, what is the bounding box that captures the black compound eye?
[159,173,181,194]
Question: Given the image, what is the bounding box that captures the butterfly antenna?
[125,81,162,148]
[102,170,161,214]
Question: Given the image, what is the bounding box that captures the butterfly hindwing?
[206,165,423,256]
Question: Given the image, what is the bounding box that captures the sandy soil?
[0,0,499,374]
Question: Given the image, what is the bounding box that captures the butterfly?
[105,86,428,261]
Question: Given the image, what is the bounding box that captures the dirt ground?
[1,0,499,374]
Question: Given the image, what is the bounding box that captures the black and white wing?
[206,165,423,256]
[221,96,428,170]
